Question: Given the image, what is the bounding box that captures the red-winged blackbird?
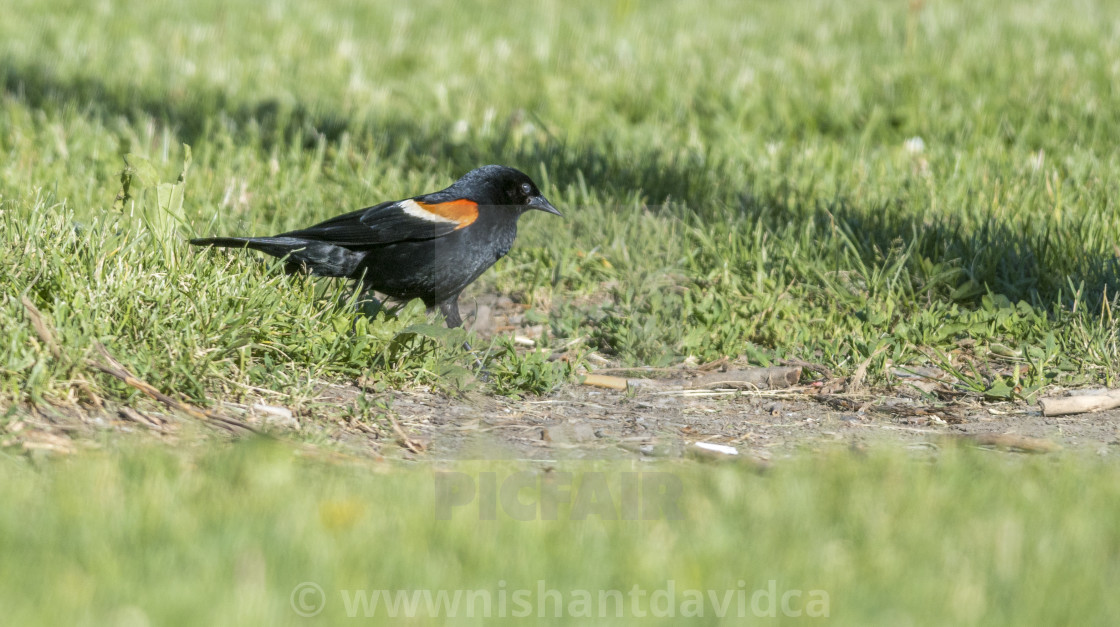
[191,165,561,327]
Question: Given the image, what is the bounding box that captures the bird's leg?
[346,281,382,334]
[439,298,487,374]
[342,279,383,317]
[352,281,382,317]
[438,299,463,329]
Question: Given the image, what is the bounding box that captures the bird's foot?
[462,340,490,381]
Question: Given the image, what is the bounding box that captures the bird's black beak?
[528,195,563,217]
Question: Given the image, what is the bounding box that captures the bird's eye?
[520,183,533,196]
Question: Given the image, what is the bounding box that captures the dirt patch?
[334,291,1120,462]
[5,377,1120,462]
[309,382,1120,462]
[5,293,1119,461]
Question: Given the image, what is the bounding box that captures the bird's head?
[449,165,562,217]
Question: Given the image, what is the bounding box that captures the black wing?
[278,198,479,248]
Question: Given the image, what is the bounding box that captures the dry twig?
[582,366,802,392]
[387,413,425,454]
[1039,391,1120,417]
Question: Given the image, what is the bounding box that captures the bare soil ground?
[317,382,1120,462]
[7,373,1120,462]
[6,293,1119,461]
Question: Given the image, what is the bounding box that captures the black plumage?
[191,165,561,327]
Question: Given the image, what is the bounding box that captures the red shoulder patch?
[415,199,479,228]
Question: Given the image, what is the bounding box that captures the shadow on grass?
[4,57,1117,313]
[0,57,719,208]
[811,196,1120,312]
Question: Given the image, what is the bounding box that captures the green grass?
[2,440,1119,626]
[2,0,1120,404]
[3,2,1120,625]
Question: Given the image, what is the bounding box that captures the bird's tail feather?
[189,236,364,278]
[190,236,258,248]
